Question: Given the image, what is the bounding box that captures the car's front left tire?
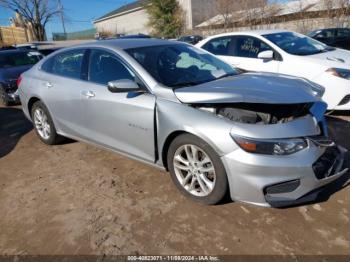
[31,101,64,145]
[167,133,229,205]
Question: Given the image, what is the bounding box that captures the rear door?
[38,48,88,137]
[226,35,280,73]
[202,35,280,73]
[79,48,156,162]
[201,36,242,67]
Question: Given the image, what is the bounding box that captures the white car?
[196,30,350,110]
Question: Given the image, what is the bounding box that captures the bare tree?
[215,0,236,30]
[215,0,267,30]
[0,0,60,41]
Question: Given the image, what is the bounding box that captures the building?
[196,0,350,34]
[93,0,217,36]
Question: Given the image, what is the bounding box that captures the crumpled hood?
[0,65,32,83]
[174,72,323,104]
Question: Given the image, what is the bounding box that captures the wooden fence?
[0,26,28,47]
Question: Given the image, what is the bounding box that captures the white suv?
[196,30,350,110]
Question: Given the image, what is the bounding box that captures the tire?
[0,87,10,107]
[167,133,228,205]
[31,101,64,145]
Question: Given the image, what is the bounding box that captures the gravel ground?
[0,105,349,255]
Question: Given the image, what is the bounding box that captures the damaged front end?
[173,83,348,206]
[193,102,314,125]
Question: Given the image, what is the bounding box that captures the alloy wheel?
[173,144,216,197]
[33,108,51,140]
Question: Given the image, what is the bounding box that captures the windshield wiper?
[171,80,206,88]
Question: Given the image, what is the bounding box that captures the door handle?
[82,90,95,99]
[46,82,53,88]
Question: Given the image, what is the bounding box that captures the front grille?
[312,147,341,180]
[338,95,350,106]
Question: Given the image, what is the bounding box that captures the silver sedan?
[18,39,348,207]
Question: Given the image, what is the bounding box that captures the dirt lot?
[0,105,350,256]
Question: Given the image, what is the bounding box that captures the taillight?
[17,75,23,87]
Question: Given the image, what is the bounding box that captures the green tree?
[146,0,184,38]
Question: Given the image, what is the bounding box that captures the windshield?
[263,32,335,56]
[0,51,42,68]
[126,44,238,88]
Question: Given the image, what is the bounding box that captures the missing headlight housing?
[232,136,308,155]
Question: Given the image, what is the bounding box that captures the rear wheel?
[31,101,64,145]
[167,134,228,205]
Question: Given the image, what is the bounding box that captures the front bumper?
[221,142,348,207]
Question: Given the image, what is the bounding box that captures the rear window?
[0,51,42,68]
[42,49,85,79]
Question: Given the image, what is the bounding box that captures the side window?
[337,29,350,37]
[315,29,335,39]
[232,36,272,58]
[50,49,85,79]
[202,36,232,56]
[88,49,135,85]
[41,58,54,73]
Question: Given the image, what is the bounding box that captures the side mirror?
[258,50,274,60]
[107,79,141,93]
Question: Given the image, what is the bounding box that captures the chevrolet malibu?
[18,39,348,207]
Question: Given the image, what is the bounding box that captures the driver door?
[80,48,156,162]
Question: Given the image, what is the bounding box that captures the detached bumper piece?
[264,146,348,208]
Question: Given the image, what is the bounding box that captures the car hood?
[0,65,32,83]
[304,48,350,69]
[174,72,323,104]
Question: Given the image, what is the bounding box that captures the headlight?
[326,68,350,80]
[232,136,308,155]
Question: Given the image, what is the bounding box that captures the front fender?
[156,98,237,166]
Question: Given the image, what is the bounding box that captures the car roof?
[72,38,182,50]
[205,29,290,39]
[313,28,349,31]
[0,49,33,55]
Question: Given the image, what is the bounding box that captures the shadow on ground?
[0,106,32,158]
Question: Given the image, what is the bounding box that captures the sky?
[0,0,290,39]
[0,0,135,38]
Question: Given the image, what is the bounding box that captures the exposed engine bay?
[193,103,313,125]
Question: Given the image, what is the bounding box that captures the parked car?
[178,35,203,45]
[0,49,43,106]
[118,34,151,39]
[308,28,350,50]
[196,30,350,110]
[19,39,347,207]
[38,48,61,56]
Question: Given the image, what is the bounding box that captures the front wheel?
[167,134,229,205]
